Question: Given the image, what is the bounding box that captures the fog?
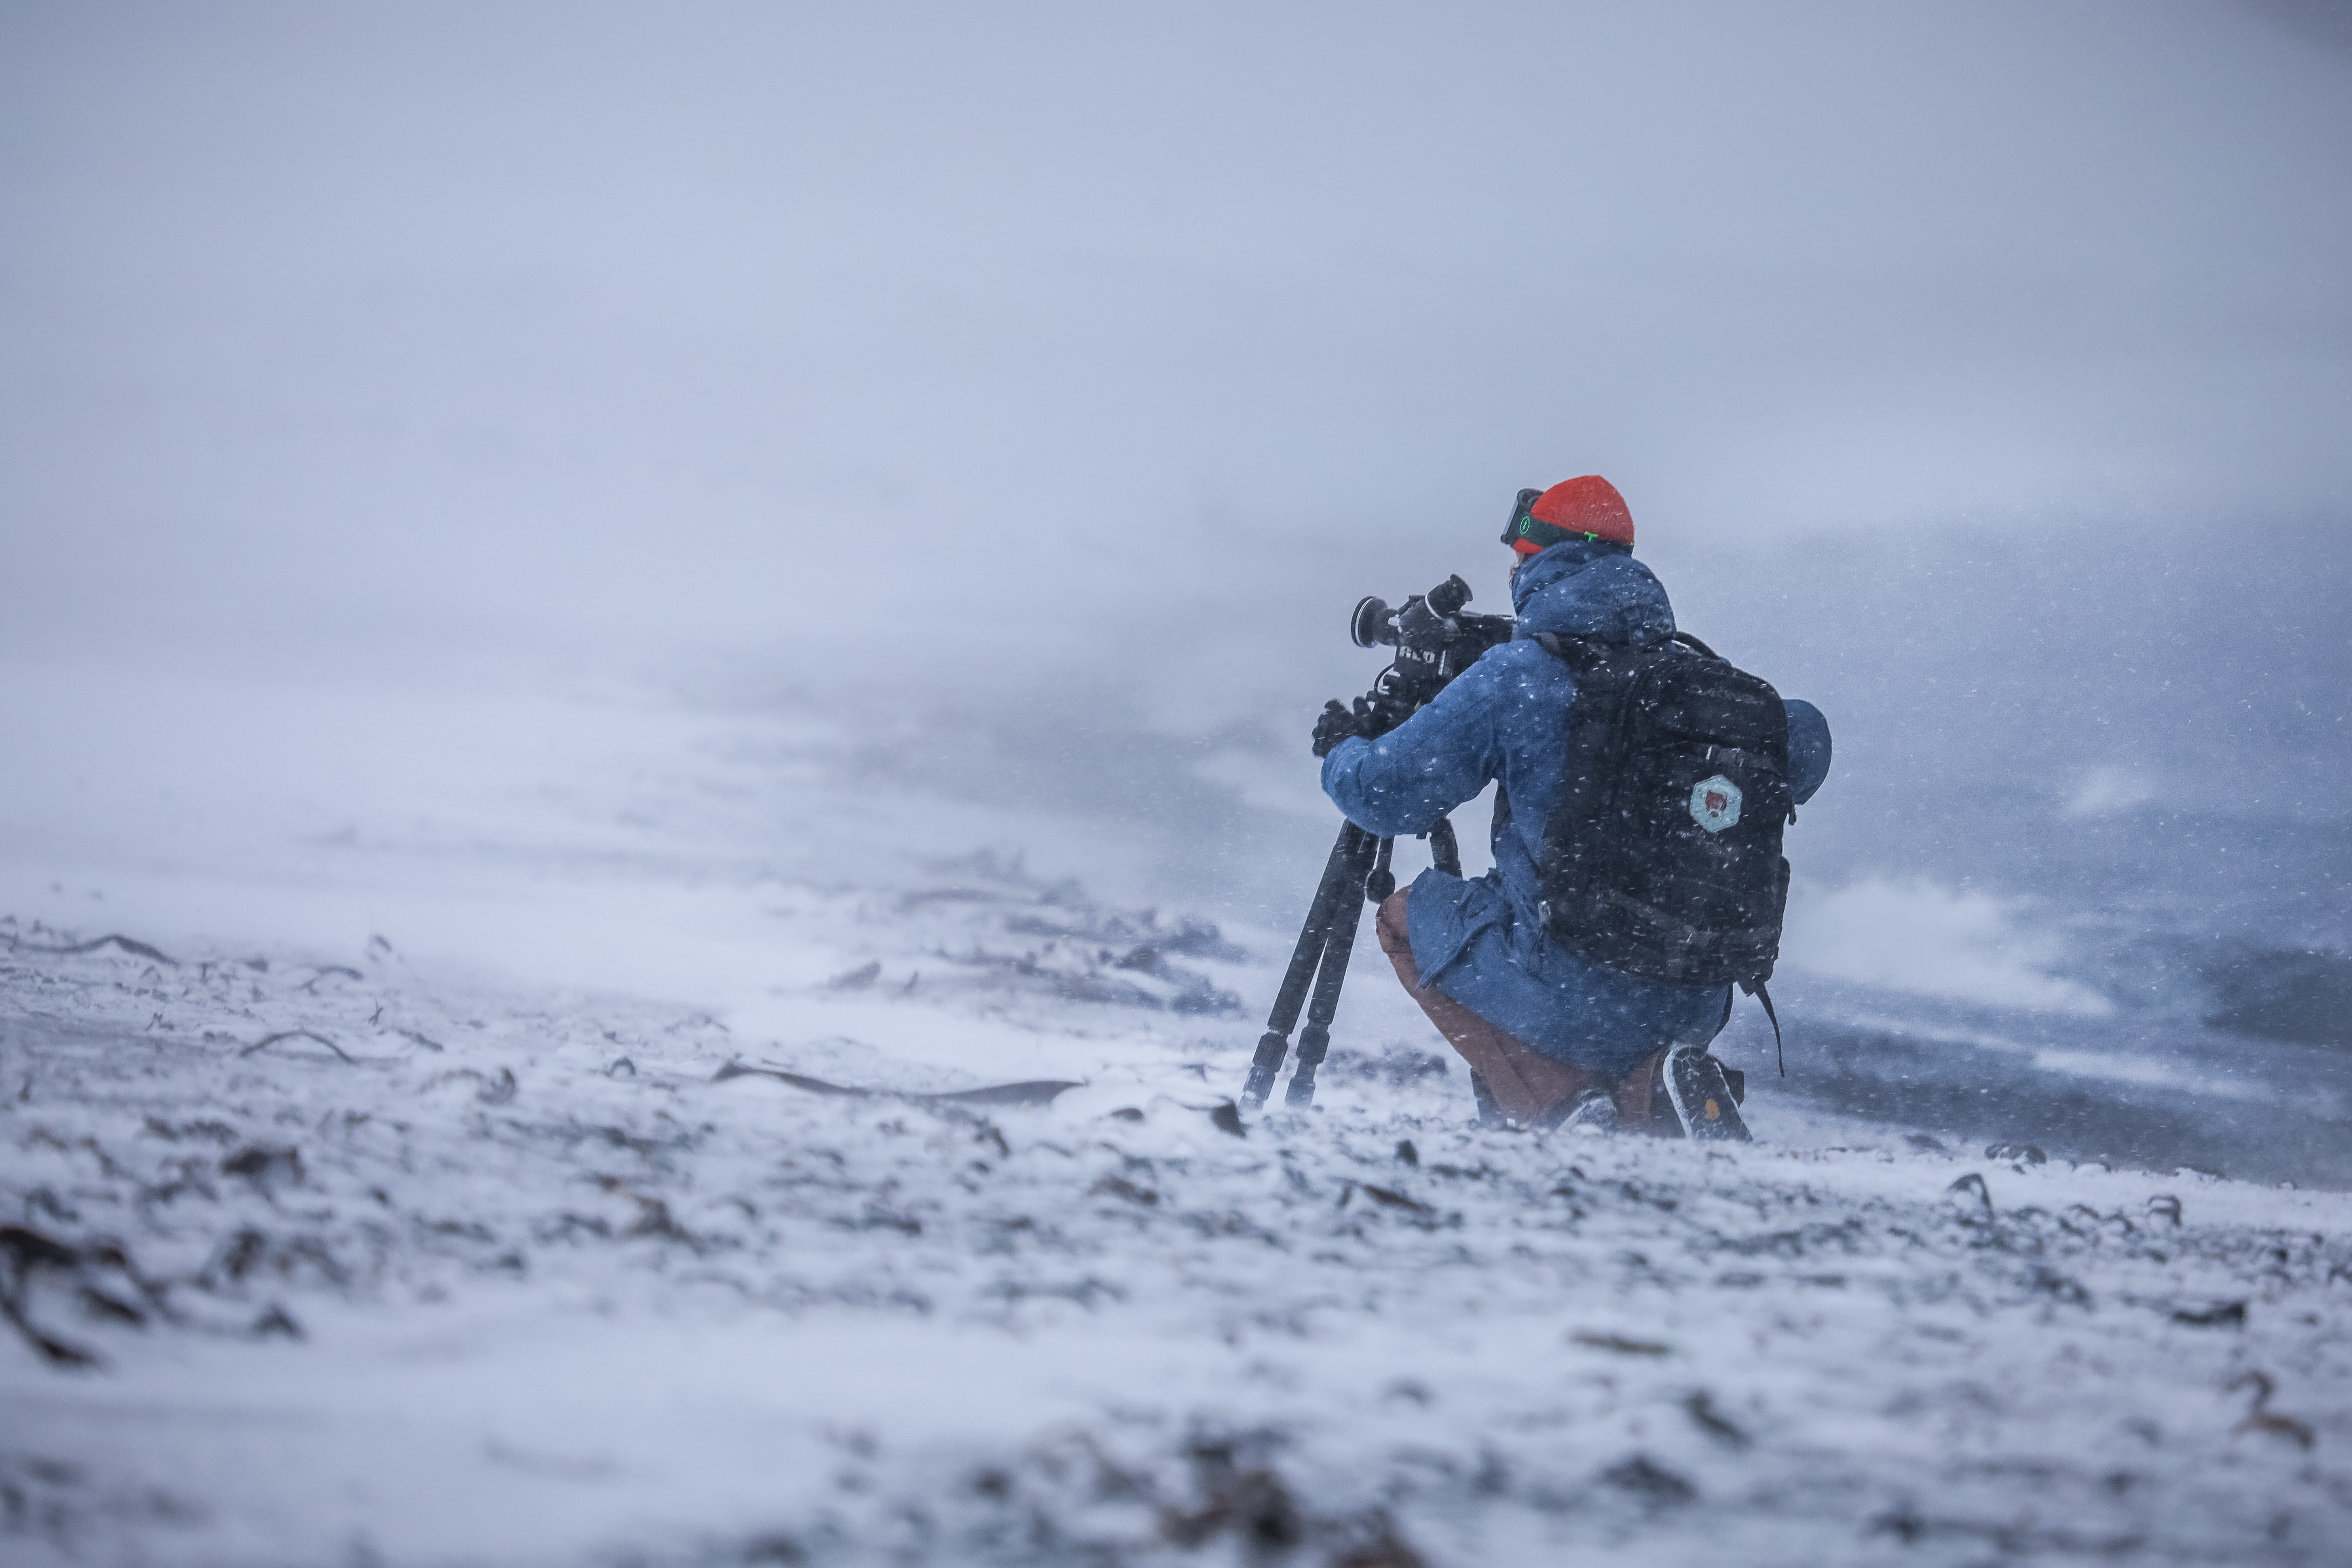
[4,1,2347,681]
[3,2,2348,1134]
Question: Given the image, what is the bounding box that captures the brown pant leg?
[1374,889,1594,1124]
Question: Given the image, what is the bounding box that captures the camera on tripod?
[1346,573,1515,732]
[1240,571,1516,1111]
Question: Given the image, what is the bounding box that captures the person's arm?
[1319,662,1504,837]
[1784,698,1832,804]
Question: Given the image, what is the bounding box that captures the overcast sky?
[2,0,2346,675]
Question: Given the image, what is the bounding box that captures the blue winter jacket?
[1319,539,1832,1079]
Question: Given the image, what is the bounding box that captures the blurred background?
[3,1,2348,1171]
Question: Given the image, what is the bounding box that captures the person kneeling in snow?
[1311,477,1832,1136]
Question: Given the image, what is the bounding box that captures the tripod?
[1240,816,1461,1108]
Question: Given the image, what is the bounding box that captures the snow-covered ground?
[8,6,2352,1562]
[6,659,2348,1567]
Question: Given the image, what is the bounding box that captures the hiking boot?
[1547,1088,1621,1135]
[1641,1051,1682,1137]
[1469,1070,1507,1129]
[1663,1047,1752,1143]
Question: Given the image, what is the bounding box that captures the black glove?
[1312,697,1370,758]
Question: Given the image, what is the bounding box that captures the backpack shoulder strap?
[1538,630,1708,666]
[1533,630,1667,680]
[1531,630,1593,668]
[1739,978,1785,1078]
[1670,630,1721,660]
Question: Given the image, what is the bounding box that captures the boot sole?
[1665,1048,1753,1143]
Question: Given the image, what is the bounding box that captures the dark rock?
[221,1145,304,1188]
[251,1304,304,1339]
[1602,1454,1695,1506]
[0,1224,78,1270]
[1090,1175,1160,1207]
[2172,1300,2246,1328]
[1359,1185,1431,1215]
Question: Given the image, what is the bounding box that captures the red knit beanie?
[1503,475,1635,554]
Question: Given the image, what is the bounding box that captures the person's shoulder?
[1443,636,1571,702]
[1477,637,1572,677]
[1458,639,1552,681]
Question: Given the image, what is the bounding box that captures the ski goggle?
[1500,487,1604,554]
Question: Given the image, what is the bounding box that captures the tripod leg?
[1267,822,1366,1037]
[1243,822,1366,1107]
[1428,816,1462,878]
[1285,832,1387,1108]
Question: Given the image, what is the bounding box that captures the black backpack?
[1532,631,1792,1001]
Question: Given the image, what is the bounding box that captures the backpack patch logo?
[1689,775,1742,833]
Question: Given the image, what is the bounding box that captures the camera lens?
[1351,596,1394,648]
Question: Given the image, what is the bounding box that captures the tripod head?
[1348,573,1515,732]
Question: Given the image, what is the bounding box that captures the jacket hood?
[1508,540,1675,644]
